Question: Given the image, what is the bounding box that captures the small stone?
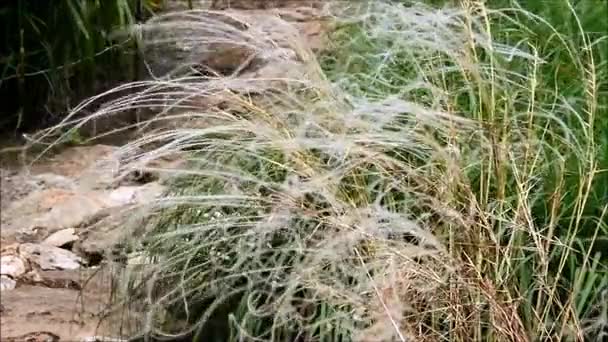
[0,254,27,278]
[0,275,16,291]
[42,228,79,247]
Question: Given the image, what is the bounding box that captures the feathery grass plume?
[37,0,608,341]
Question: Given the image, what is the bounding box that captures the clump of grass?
[39,1,607,341]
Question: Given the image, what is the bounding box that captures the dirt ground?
[0,269,134,341]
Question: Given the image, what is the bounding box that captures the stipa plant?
[36,1,607,341]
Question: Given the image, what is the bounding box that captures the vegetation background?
[0,0,168,134]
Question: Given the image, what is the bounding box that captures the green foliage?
[0,0,163,133]
[321,0,608,339]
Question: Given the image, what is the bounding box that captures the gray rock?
[19,243,82,270]
[107,182,166,206]
[73,182,165,263]
[42,228,79,247]
[1,188,116,242]
[0,255,27,278]
[1,169,44,211]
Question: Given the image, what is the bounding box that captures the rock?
[140,6,326,78]
[107,182,166,206]
[32,173,77,190]
[73,183,165,263]
[141,12,257,77]
[19,243,82,270]
[1,170,76,211]
[1,180,164,262]
[1,188,116,242]
[21,269,45,284]
[1,169,42,210]
[0,254,28,278]
[20,270,81,290]
[42,228,79,247]
[0,144,160,243]
[0,275,17,291]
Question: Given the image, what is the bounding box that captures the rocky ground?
[0,1,329,341]
[1,144,171,341]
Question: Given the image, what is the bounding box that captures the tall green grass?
[321,0,608,339]
[38,1,607,341]
[0,0,163,133]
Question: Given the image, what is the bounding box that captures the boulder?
[73,182,165,263]
[0,254,28,278]
[0,188,116,242]
[107,182,166,206]
[140,11,257,77]
[1,170,42,210]
[140,6,327,78]
[32,173,77,190]
[42,228,79,247]
[0,170,76,211]
[19,243,83,271]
